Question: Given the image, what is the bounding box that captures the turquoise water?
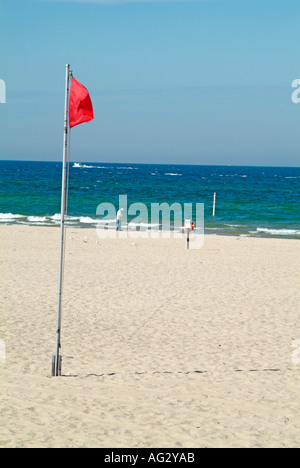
[0,160,299,238]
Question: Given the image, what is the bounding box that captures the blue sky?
[0,0,299,166]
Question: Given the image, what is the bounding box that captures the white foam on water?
[27,216,48,222]
[256,227,300,236]
[79,216,99,224]
[0,213,23,221]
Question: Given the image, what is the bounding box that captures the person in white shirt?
[116,208,124,231]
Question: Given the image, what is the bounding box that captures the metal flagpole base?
[51,355,62,377]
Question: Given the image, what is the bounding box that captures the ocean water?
[0,160,299,238]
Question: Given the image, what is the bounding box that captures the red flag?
[69,77,94,129]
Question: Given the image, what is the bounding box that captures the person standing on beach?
[116,208,124,231]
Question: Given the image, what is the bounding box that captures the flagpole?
[52,64,71,377]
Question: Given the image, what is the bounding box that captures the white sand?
[1,225,299,447]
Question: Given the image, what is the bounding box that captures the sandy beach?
[0,224,299,448]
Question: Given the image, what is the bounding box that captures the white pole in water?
[52,64,71,377]
[213,192,216,216]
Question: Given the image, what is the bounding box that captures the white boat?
[73,162,82,168]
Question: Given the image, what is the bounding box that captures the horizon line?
[1,159,299,169]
